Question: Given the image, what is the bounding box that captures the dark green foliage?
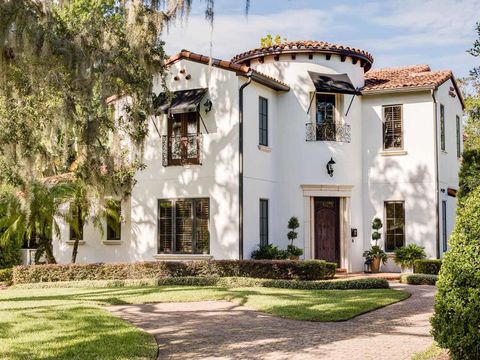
[251,244,289,259]
[363,245,388,264]
[0,268,13,283]
[400,274,438,285]
[393,244,426,269]
[414,259,442,275]
[14,276,389,290]
[12,259,337,284]
[287,244,303,256]
[431,187,480,359]
[0,241,21,269]
[458,149,480,200]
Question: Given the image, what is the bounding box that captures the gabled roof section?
[362,64,465,108]
[231,40,374,72]
[164,50,290,91]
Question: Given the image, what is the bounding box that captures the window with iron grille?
[385,201,405,252]
[259,199,269,246]
[158,198,209,254]
[456,115,461,158]
[440,104,445,151]
[69,205,84,241]
[259,97,268,146]
[167,112,201,165]
[106,200,121,241]
[383,105,403,150]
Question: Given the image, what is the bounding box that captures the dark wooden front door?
[314,197,340,266]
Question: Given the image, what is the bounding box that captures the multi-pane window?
[167,112,200,165]
[259,97,268,146]
[456,115,461,158]
[259,199,269,246]
[440,104,445,151]
[158,198,209,254]
[315,94,336,141]
[385,201,405,252]
[106,200,121,241]
[442,200,448,252]
[69,205,84,241]
[383,105,403,150]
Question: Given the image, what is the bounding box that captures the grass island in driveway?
[0,285,409,360]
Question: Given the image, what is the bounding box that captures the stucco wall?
[362,91,437,271]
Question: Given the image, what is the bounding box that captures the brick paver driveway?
[107,283,435,360]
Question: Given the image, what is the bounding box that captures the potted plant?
[393,244,426,273]
[363,217,387,273]
[286,216,303,260]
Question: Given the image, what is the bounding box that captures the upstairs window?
[440,104,445,151]
[69,205,84,241]
[167,113,201,165]
[106,200,121,241]
[456,115,461,158]
[315,94,336,141]
[383,105,403,150]
[259,97,268,146]
[385,201,405,252]
[158,198,209,254]
[259,199,269,246]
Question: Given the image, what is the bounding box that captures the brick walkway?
[107,283,435,360]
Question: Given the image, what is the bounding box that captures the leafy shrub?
[400,274,438,285]
[393,244,426,269]
[414,259,442,275]
[12,259,337,284]
[0,268,13,284]
[431,187,480,359]
[287,244,303,257]
[0,241,22,269]
[363,245,388,264]
[251,244,289,260]
[14,276,390,290]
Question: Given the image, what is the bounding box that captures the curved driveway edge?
[107,283,435,360]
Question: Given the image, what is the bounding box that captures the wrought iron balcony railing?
[305,122,351,143]
[162,134,203,166]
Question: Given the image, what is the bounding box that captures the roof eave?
[361,86,435,95]
[248,71,290,91]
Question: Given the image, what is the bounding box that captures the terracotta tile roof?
[362,65,453,91]
[164,50,290,91]
[231,40,374,71]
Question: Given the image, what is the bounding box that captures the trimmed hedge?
[13,276,390,290]
[0,268,13,284]
[414,259,442,275]
[400,274,438,285]
[12,259,337,284]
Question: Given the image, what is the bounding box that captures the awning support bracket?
[345,91,359,117]
[307,92,315,115]
[199,111,209,134]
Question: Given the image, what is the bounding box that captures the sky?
[161,0,480,77]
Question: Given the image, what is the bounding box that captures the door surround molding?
[301,184,353,270]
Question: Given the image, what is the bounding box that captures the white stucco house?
[52,40,464,272]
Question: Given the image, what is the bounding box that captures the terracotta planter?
[371,257,381,273]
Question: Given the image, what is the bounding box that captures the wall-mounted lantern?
[204,99,213,113]
[326,157,336,177]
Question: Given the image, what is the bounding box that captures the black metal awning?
[308,71,359,95]
[155,88,208,115]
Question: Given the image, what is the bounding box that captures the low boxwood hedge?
[400,274,438,285]
[13,276,390,290]
[12,259,337,284]
[414,259,442,275]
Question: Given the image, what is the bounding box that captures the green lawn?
[412,343,449,360]
[0,285,409,360]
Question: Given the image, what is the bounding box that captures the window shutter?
[383,105,402,149]
[195,199,210,254]
[175,199,193,253]
[158,200,173,253]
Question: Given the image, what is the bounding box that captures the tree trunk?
[71,238,79,263]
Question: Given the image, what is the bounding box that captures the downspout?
[432,89,440,259]
[238,72,252,260]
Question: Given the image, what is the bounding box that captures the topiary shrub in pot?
[431,186,480,359]
[363,217,387,272]
[286,216,303,260]
[393,244,426,273]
